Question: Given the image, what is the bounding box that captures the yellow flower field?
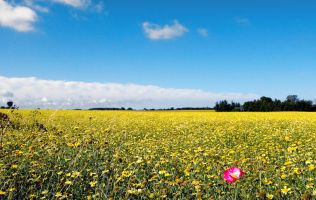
[1,110,316,199]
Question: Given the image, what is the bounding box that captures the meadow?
[1,110,316,199]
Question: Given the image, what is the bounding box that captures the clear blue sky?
[1,0,316,107]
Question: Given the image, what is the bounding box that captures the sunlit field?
[1,110,316,199]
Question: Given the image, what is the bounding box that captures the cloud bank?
[0,76,258,109]
[143,20,188,40]
[0,0,37,32]
[52,0,90,8]
[0,0,101,32]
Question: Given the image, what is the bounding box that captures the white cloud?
[0,0,37,32]
[52,0,90,8]
[197,28,208,37]
[0,0,103,32]
[93,1,104,13]
[24,0,49,13]
[24,0,91,10]
[235,17,251,26]
[31,4,49,13]
[142,20,188,40]
[0,90,14,98]
[0,76,258,109]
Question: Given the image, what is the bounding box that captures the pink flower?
[223,167,245,183]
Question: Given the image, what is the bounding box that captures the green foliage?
[6,101,13,109]
[243,96,314,112]
[214,101,241,112]
[216,95,316,112]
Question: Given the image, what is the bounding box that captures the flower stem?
[234,184,238,200]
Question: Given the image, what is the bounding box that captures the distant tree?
[286,95,299,103]
[174,107,213,110]
[7,101,13,108]
[242,95,316,112]
[273,99,282,111]
[127,107,133,110]
[296,100,313,111]
[214,100,240,112]
[313,105,316,112]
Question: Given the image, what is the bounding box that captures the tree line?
[0,101,18,109]
[89,107,133,111]
[2,96,316,112]
[215,95,316,112]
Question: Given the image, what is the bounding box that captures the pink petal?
[223,172,235,183]
[223,167,245,183]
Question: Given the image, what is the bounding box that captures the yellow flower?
[136,158,143,164]
[284,161,292,166]
[293,167,300,175]
[158,170,167,175]
[55,192,62,197]
[89,172,97,177]
[264,178,273,185]
[11,164,18,169]
[281,186,291,195]
[160,194,167,198]
[284,136,291,141]
[164,173,171,177]
[89,181,97,187]
[15,150,23,156]
[71,171,81,177]
[65,180,72,185]
[309,164,315,171]
[0,191,6,196]
[306,183,314,189]
[41,190,49,195]
[192,180,200,186]
[306,160,312,164]
[73,141,81,147]
[266,194,273,199]
[184,170,190,176]
[127,188,142,195]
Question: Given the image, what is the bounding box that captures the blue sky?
[1,0,316,108]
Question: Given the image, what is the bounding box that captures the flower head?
[65,180,72,185]
[281,186,291,195]
[223,167,245,183]
[266,194,274,199]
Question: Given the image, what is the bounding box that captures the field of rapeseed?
[1,110,316,199]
